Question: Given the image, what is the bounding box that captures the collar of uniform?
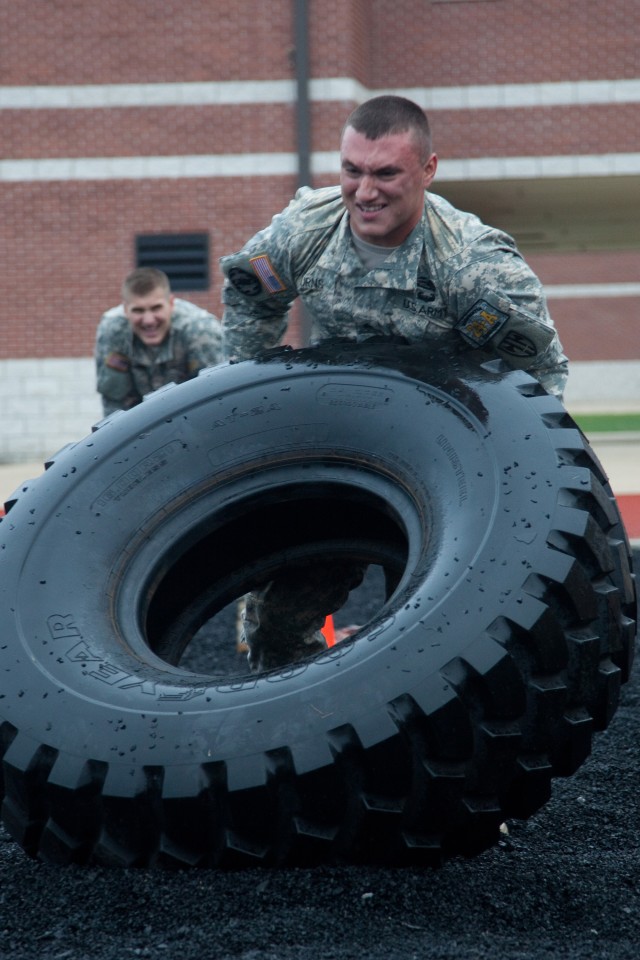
[349,218,425,290]
[310,202,425,291]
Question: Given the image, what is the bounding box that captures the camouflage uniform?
[221,186,568,396]
[95,298,223,415]
[221,186,569,670]
[242,563,366,672]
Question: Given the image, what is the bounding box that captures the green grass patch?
[571,412,640,434]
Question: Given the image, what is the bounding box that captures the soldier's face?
[340,127,437,247]
[124,287,174,346]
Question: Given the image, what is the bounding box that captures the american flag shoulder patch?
[249,254,286,294]
[105,352,130,373]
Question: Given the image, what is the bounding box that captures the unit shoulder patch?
[456,299,509,347]
[497,329,539,358]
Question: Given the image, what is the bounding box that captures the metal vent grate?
[135,233,210,291]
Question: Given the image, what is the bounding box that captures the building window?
[135,233,210,291]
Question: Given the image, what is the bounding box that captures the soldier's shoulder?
[283,186,345,234]
[97,306,128,332]
[172,299,223,331]
[426,192,517,258]
[427,192,491,237]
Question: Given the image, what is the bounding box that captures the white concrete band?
[3,151,640,183]
[0,357,638,464]
[2,77,640,110]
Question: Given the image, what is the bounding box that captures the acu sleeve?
[219,194,310,361]
[95,314,141,412]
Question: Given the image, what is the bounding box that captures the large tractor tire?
[0,339,635,868]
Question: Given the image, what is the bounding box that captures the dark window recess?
[135,233,210,291]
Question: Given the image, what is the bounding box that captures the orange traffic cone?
[321,615,336,647]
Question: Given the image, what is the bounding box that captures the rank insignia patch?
[249,254,286,293]
[457,299,509,347]
[416,277,436,302]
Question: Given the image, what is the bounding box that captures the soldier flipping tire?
[0,338,635,868]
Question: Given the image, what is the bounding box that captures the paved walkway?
[587,433,639,496]
[0,460,47,502]
[591,434,640,541]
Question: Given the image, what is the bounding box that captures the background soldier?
[96,267,223,416]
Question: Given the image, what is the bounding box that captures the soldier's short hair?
[342,95,432,162]
[122,267,171,301]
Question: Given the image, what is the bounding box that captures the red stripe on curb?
[617,495,640,541]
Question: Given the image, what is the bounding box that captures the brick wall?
[0,176,298,359]
[4,0,639,100]
[1,1,297,84]
[370,0,640,87]
[1,0,639,460]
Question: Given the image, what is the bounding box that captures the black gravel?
[1,561,638,960]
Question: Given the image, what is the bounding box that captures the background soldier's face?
[124,286,174,346]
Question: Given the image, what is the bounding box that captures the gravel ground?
[0,561,638,960]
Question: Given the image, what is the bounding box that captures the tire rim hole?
[142,484,410,677]
[180,562,390,677]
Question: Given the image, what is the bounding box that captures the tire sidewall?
[0,346,568,768]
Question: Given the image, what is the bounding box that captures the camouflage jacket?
[220,186,568,397]
[95,298,223,415]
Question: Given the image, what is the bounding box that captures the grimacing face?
[340,125,437,247]
[123,286,174,346]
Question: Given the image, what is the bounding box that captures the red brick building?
[1,0,639,460]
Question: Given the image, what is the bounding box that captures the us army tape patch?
[457,299,509,347]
